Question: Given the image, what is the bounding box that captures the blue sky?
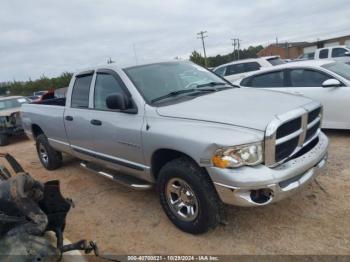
[1,0,349,81]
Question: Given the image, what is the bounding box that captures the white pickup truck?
[21,61,329,234]
[299,46,350,64]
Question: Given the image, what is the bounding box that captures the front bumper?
[207,132,328,207]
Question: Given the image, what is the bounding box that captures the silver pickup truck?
[21,61,329,234]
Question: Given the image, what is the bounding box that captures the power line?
[197,31,208,67]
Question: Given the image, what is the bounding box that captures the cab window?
[319,49,329,59]
[71,74,93,108]
[332,48,348,58]
[94,73,127,110]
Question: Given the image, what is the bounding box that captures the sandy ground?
[1,130,349,256]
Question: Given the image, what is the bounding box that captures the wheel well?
[151,149,197,180]
[32,124,44,138]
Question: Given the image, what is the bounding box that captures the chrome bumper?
[207,132,328,207]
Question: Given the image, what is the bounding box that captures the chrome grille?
[264,102,322,167]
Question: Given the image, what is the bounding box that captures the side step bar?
[80,162,153,190]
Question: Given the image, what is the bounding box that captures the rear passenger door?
[64,71,97,157]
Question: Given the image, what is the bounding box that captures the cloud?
[0,0,349,81]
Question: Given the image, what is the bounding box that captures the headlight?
[212,142,263,168]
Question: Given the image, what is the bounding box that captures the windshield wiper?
[151,88,216,103]
[195,81,230,88]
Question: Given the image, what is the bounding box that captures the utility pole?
[231,38,241,60]
[107,57,115,64]
[197,31,208,67]
[231,38,236,60]
[133,43,138,65]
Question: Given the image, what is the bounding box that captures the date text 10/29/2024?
[127,256,220,261]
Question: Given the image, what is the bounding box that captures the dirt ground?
[2,130,350,256]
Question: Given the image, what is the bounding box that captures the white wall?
[324,41,339,47]
[303,46,317,53]
[345,40,350,47]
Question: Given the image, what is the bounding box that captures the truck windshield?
[322,62,350,81]
[124,62,231,103]
[0,98,28,111]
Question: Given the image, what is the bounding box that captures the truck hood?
[156,88,313,131]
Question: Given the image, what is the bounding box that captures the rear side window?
[244,62,261,72]
[214,66,226,77]
[289,69,330,87]
[249,71,284,87]
[94,73,126,110]
[225,63,245,76]
[71,74,93,108]
[319,49,329,59]
[267,57,285,66]
[332,48,348,58]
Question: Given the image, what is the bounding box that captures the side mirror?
[344,51,350,57]
[106,93,129,110]
[322,79,341,88]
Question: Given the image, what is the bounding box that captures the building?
[257,42,308,59]
[258,35,350,59]
[302,35,350,54]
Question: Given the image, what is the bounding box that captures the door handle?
[65,116,73,121]
[90,119,102,126]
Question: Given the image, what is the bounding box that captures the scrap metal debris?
[0,153,99,261]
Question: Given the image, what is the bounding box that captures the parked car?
[238,60,350,129]
[213,56,285,82]
[0,96,29,145]
[298,46,350,64]
[21,61,328,234]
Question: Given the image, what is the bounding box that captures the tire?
[36,134,63,170]
[158,157,221,234]
[0,134,9,146]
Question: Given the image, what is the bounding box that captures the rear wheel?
[0,134,9,146]
[36,134,63,170]
[158,157,221,234]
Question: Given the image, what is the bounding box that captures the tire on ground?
[158,157,222,234]
[36,134,63,170]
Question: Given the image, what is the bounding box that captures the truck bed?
[21,102,70,152]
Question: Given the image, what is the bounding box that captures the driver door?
[283,68,349,128]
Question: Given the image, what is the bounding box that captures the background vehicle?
[213,56,285,82]
[21,61,328,234]
[0,96,29,145]
[297,46,350,64]
[239,60,350,129]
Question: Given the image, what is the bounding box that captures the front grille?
[308,108,321,123]
[265,103,322,167]
[306,121,320,141]
[276,117,301,139]
[275,136,299,162]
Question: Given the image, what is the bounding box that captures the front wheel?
[36,134,63,170]
[158,157,222,234]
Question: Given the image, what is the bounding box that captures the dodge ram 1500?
[21,61,328,234]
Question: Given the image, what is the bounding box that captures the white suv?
[213,56,285,83]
